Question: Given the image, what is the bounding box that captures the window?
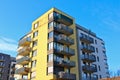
[103,51,106,54]
[66,68,70,73]
[48,42,53,50]
[53,55,63,63]
[97,56,99,62]
[48,22,54,29]
[101,42,104,45]
[54,42,57,49]
[48,12,58,19]
[48,12,53,20]
[83,72,87,79]
[32,50,37,57]
[33,31,38,38]
[95,40,97,44]
[48,54,53,62]
[56,42,64,51]
[93,74,98,79]
[48,31,53,39]
[99,75,102,79]
[33,40,37,47]
[22,75,28,79]
[34,22,39,29]
[98,65,101,71]
[47,66,53,74]
[31,60,36,68]
[96,48,98,53]
[0,62,3,66]
[31,71,36,79]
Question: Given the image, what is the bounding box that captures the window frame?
[33,31,38,38]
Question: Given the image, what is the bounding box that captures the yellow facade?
[15,8,79,80]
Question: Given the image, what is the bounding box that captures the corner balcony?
[57,71,76,80]
[19,37,31,46]
[15,67,30,75]
[16,56,30,65]
[17,47,31,56]
[81,54,96,62]
[54,26,73,36]
[55,35,74,46]
[54,59,75,68]
[55,14,73,26]
[54,48,75,56]
[80,35,94,44]
[82,65,97,73]
[81,45,95,53]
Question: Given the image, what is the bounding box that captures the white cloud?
[0,36,18,52]
[103,18,120,31]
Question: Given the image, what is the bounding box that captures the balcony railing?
[54,59,75,68]
[17,47,31,56]
[18,78,29,80]
[16,56,30,65]
[15,67,30,75]
[19,37,31,46]
[82,65,97,73]
[54,48,75,56]
[81,54,96,62]
[80,35,94,44]
[54,25,73,36]
[57,71,76,80]
[82,77,98,80]
[81,45,95,53]
[55,34,74,45]
[56,14,73,26]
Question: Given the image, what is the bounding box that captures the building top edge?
[76,24,103,41]
[32,7,74,24]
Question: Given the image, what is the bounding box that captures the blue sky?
[0,0,120,72]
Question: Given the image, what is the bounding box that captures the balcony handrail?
[83,65,97,71]
[16,56,30,64]
[81,45,95,51]
[58,71,76,79]
[82,54,96,60]
[80,34,94,43]
[18,47,31,53]
[55,47,75,55]
[15,67,30,74]
[57,14,73,24]
[68,48,75,55]
[57,59,75,66]
[19,37,31,45]
[56,25,73,32]
[57,34,74,42]
[82,76,97,80]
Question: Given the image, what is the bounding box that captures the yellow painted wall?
[27,8,79,80]
[70,23,80,80]
[28,8,55,80]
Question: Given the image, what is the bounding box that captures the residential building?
[76,24,109,80]
[0,53,16,80]
[9,57,16,80]
[15,8,109,80]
